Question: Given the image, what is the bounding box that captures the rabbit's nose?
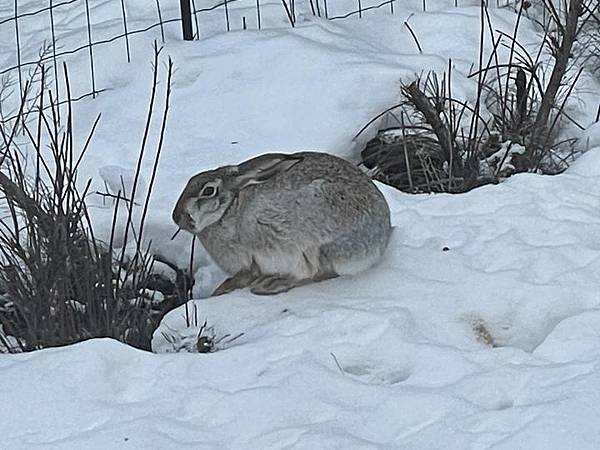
[172,208,182,224]
[173,209,190,226]
[175,211,194,230]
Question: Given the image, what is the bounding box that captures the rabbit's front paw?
[212,270,259,296]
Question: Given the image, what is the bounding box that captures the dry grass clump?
[0,45,187,353]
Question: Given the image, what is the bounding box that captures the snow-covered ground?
[1,0,600,448]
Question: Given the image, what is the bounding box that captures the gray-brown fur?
[172,152,391,295]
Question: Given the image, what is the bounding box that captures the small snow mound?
[533,310,600,363]
[568,146,600,177]
[582,122,600,150]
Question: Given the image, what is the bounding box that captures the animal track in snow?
[342,363,411,385]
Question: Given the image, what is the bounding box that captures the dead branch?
[535,0,583,129]
[402,81,462,174]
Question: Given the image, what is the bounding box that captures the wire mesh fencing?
[0,0,516,122]
[1,0,183,122]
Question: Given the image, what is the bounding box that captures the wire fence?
[0,0,515,123]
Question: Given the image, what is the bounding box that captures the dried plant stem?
[535,0,583,129]
[402,81,460,174]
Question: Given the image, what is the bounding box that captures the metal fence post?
[179,0,193,40]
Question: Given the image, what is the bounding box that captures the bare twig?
[535,0,583,129]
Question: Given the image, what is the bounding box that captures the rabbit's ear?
[232,154,303,190]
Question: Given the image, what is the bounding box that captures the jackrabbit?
[172,152,391,295]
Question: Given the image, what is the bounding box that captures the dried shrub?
[0,44,184,353]
[359,0,587,193]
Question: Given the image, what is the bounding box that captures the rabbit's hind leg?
[212,261,261,296]
[249,271,337,295]
[250,275,299,295]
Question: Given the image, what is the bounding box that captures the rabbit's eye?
[201,185,217,197]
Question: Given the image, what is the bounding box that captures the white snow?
[483,140,526,176]
[1,0,600,448]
